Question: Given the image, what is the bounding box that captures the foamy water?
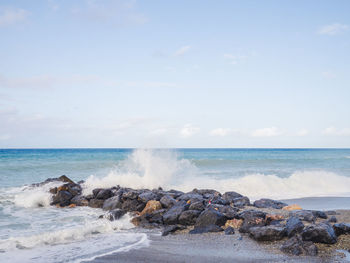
[1,148,350,262]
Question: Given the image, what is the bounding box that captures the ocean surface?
[1,148,350,262]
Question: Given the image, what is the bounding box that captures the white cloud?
[296,129,309,136]
[317,23,349,35]
[149,128,167,136]
[323,127,350,136]
[209,128,232,137]
[0,8,30,27]
[251,127,282,137]
[224,54,248,65]
[180,124,200,138]
[174,45,191,56]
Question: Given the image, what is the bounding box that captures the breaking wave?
[82,149,350,200]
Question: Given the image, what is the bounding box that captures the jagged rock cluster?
[44,175,350,257]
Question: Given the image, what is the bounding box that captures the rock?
[195,208,226,227]
[311,210,328,219]
[253,199,287,209]
[222,191,243,203]
[166,189,184,199]
[145,209,166,224]
[178,210,201,225]
[285,216,304,237]
[328,216,337,223]
[290,210,315,222]
[238,210,266,233]
[225,226,235,235]
[70,195,89,206]
[189,224,223,234]
[105,209,126,221]
[122,190,139,200]
[92,188,103,198]
[281,234,318,256]
[215,205,238,219]
[177,193,203,202]
[163,202,186,225]
[138,192,159,203]
[225,219,243,229]
[160,195,176,208]
[58,175,74,184]
[49,187,57,194]
[51,190,73,207]
[162,225,186,236]
[122,199,145,212]
[209,195,228,205]
[89,199,104,208]
[68,204,76,208]
[326,210,337,215]
[96,189,113,200]
[333,223,350,236]
[193,189,220,196]
[282,204,302,211]
[231,196,250,207]
[189,201,205,211]
[139,200,162,216]
[249,226,286,241]
[265,214,284,224]
[302,223,337,244]
[103,196,122,210]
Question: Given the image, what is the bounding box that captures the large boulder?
[189,224,223,234]
[139,200,162,216]
[178,210,201,225]
[249,226,286,241]
[70,195,89,206]
[285,217,304,237]
[253,199,287,209]
[189,201,205,211]
[89,199,104,208]
[281,234,318,256]
[333,223,350,236]
[231,196,250,207]
[105,209,126,221]
[177,193,203,202]
[96,189,113,200]
[195,208,226,227]
[162,202,187,225]
[103,195,122,210]
[162,225,186,236]
[302,223,337,244]
[222,191,243,202]
[289,210,315,222]
[139,191,160,203]
[51,190,73,206]
[160,195,176,208]
[122,199,144,212]
[311,210,328,219]
[237,210,266,233]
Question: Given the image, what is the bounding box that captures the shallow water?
[1,148,350,262]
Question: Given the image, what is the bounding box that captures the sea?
[1,148,350,262]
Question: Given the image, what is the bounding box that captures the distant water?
[1,148,350,262]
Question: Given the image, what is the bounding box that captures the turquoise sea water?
[1,148,350,262]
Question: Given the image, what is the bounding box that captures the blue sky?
[0,0,350,148]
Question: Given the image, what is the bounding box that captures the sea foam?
[82,149,350,200]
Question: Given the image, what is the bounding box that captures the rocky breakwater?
[41,176,350,260]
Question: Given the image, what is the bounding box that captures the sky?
[0,0,350,148]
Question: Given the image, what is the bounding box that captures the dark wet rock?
[219,206,239,219]
[290,210,315,222]
[249,226,286,241]
[122,190,139,200]
[88,199,104,208]
[49,187,57,194]
[231,196,250,207]
[311,210,327,219]
[326,210,337,215]
[96,189,113,200]
[177,193,203,202]
[166,189,184,199]
[122,199,144,212]
[225,226,235,235]
[209,195,228,205]
[222,191,243,202]
[103,196,122,210]
[105,209,126,221]
[189,200,205,211]
[178,210,201,225]
[92,188,103,198]
[237,210,267,233]
[189,224,223,234]
[286,217,304,237]
[139,191,159,203]
[302,223,337,244]
[195,208,226,227]
[70,195,89,206]
[269,220,285,226]
[192,189,220,196]
[145,209,166,224]
[160,195,176,208]
[51,190,73,206]
[85,194,94,200]
[281,234,318,256]
[253,199,287,209]
[162,225,186,236]
[63,183,82,196]
[163,202,187,225]
[333,223,350,236]
[58,175,75,184]
[328,216,337,223]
